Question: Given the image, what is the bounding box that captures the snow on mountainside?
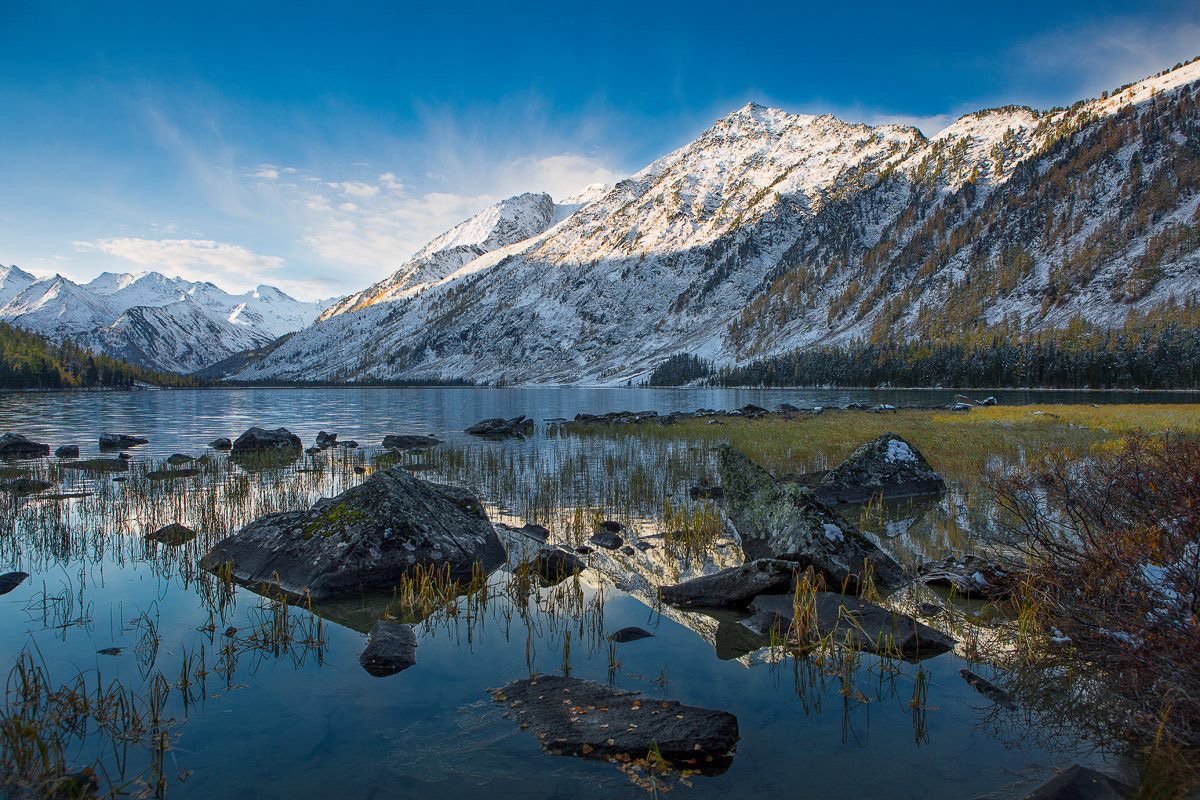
[229,57,1200,384]
[0,271,328,374]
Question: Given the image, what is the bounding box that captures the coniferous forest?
[0,322,198,389]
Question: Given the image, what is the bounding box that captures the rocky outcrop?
[0,433,49,458]
[660,559,798,609]
[99,433,148,450]
[201,466,506,600]
[718,446,903,591]
[465,416,533,438]
[382,434,442,450]
[741,592,955,661]
[359,620,418,676]
[816,433,945,504]
[1022,765,1132,799]
[494,676,739,773]
[230,427,303,456]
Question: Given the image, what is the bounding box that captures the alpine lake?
[1,386,1197,799]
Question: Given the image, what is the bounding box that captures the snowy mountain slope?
[234,57,1200,385]
[0,265,38,307]
[0,271,327,373]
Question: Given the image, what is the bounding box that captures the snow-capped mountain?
[221,57,1200,383]
[0,271,329,373]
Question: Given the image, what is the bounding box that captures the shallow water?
[0,388,1161,798]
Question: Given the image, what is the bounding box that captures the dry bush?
[997,433,1200,747]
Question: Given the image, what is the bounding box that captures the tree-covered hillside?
[0,322,197,389]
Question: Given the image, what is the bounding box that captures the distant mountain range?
[224,56,1200,385]
[0,267,329,374]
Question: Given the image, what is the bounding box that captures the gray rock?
[465,416,533,438]
[660,559,799,609]
[741,592,955,661]
[230,427,303,456]
[146,523,198,546]
[494,676,738,773]
[201,466,506,600]
[315,430,337,448]
[146,468,199,481]
[166,453,195,465]
[382,434,442,450]
[718,446,903,592]
[1022,765,1132,799]
[4,477,52,494]
[359,620,418,677]
[0,571,29,595]
[209,437,233,450]
[816,433,945,504]
[0,433,49,458]
[99,433,148,450]
[589,530,623,550]
[60,458,128,473]
[530,546,585,585]
[55,445,79,458]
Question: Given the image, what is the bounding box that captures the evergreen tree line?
[0,322,198,390]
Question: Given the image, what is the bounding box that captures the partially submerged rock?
[166,453,195,465]
[660,559,798,609]
[960,669,1016,710]
[99,433,148,450]
[315,430,337,449]
[0,433,49,458]
[918,554,1021,601]
[718,446,903,592]
[608,627,654,643]
[382,434,442,450]
[494,676,739,773]
[688,480,723,500]
[231,427,303,456]
[465,416,533,438]
[60,458,129,473]
[202,466,506,600]
[146,468,199,481]
[3,478,53,495]
[0,571,30,595]
[741,592,956,661]
[359,620,418,676]
[147,523,198,546]
[1022,765,1132,799]
[55,445,79,458]
[816,433,945,504]
[529,546,586,585]
[209,437,233,450]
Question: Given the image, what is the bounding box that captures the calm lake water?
[1,387,1182,799]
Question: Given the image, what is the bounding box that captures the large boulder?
[0,433,49,458]
[741,592,956,661]
[230,427,303,456]
[359,620,418,677]
[816,433,945,504]
[660,559,798,609]
[201,466,506,600]
[717,446,903,592]
[494,676,739,774]
[99,433,148,449]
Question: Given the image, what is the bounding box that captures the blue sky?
[1,0,1197,299]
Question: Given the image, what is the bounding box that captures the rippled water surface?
[1,387,1181,799]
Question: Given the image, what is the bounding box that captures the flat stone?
[660,559,798,609]
[589,530,623,550]
[494,676,738,773]
[382,434,442,450]
[742,592,956,661]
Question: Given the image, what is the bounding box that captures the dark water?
[0,388,1159,799]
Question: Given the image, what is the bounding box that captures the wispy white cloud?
[72,237,285,292]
